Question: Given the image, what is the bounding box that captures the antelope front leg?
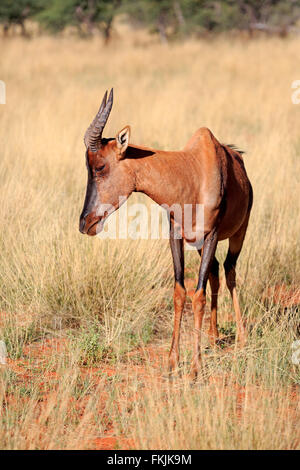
[208,257,220,346]
[168,221,185,376]
[191,229,218,381]
[191,288,206,379]
[169,282,186,374]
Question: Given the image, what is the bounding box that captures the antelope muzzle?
[79,211,102,236]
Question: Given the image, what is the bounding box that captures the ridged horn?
[84,88,114,152]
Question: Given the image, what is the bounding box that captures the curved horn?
[84,88,114,152]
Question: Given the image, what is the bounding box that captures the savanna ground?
[0,24,299,450]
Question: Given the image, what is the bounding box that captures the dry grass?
[0,29,299,449]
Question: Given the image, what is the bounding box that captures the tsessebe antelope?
[79,89,253,380]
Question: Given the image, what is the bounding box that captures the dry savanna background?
[0,23,299,450]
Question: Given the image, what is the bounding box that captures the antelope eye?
[95,165,105,173]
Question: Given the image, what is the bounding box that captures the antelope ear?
[116,126,130,158]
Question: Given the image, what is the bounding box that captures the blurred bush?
[1,0,300,42]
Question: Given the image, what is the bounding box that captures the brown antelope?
[79,89,253,380]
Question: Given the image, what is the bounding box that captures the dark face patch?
[79,150,99,234]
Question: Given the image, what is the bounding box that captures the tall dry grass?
[0,29,299,449]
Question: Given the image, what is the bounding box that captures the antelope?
[79,89,253,380]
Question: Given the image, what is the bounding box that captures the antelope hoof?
[208,329,219,347]
[189,360,203,383]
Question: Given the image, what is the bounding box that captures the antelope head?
[79,89,134,236]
